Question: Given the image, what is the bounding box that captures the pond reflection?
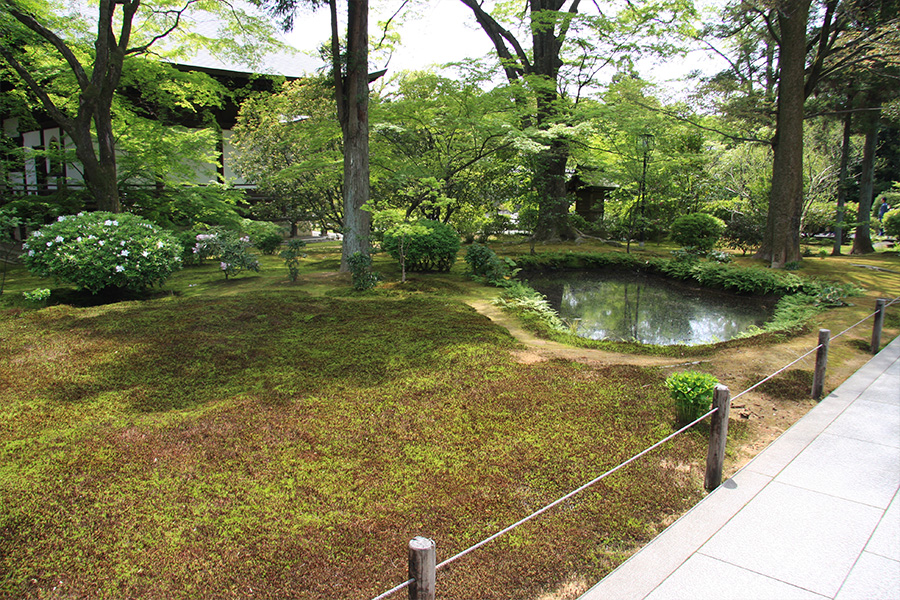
[525,270,775,346]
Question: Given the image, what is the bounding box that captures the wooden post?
[871,298,886,354]
[408,537,436,600]
[812,329,830,400]
[705,385,731,491]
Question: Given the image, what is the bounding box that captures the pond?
[525,270,776,346]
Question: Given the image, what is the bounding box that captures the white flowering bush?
[23,212,183,294]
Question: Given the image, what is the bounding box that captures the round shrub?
[670,212,727,253]
[382,219,461,272]
[23,211,182,294]
[883,209,900,238]
[464,243,512,284]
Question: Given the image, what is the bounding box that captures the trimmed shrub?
[23,211,182,294]
[240,219,284,255]
[883,209,900,238]
[670,213,726,253]
[382,219,461,272]
[464,243,515,284]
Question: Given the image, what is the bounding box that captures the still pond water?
[525,270,775,346]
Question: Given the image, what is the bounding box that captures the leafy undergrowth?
[0,288,706,599]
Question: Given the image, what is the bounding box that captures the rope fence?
[371,297,899,600]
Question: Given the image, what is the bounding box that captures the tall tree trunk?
[529,2,576,242]
[851,107,880,254]
[532,140,572,241]
[71,118,120,213]
[756,0,810,268]
[332,0,371,271]
[459,0,577,242]
[832,100,853,255]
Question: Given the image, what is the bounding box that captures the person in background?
[876,197,890,235]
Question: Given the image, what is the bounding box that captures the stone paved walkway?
[581,335,900,600]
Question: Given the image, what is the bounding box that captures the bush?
[883,209,900,238]
[192,228,260,279]
[665,371,719,425]
[464,243,516,284]
[280,239,307,283]
[23,212,183,294]
[382,219,461,272]
[240,219,284,255]
[348,252,378,291]
[720,212,764,255]
[670,213,726,252]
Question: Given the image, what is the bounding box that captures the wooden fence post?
[705,385,731,491]
[812,329,830,400]
[408,537,436,600]
[871,299,886,354]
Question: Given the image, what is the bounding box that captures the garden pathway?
[579,334,900,600]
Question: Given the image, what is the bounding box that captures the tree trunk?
[756,0,810,268]
[529,2,576,242]
[532,141,574,241]
[832,102,853,255]
[71,117,121,213]
[851,108,880,254]
[335,0,371,272]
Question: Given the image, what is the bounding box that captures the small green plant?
[280,239,307,282]
[784,260,801,271]
[348,251,378,291]
[706,250,733,263]
[22,288,50,305]
[22,211,183,294]
[670,213,726,253]
[665,371,719,425]
[192,228,260,279]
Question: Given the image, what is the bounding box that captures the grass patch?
[1,242,897,599]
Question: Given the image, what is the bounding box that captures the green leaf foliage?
[382,219,461,273]
[670,213,726,252]
[665,371,719,424]
[22,212,182,293]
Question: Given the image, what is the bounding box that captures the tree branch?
[3,1,89,90]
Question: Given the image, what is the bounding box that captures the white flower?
[141,250,149,257]
[31,230,43,238]
[98,240,105,246]
[55,236,64,243]
[157,240,164,249]
[103,219,118,226]
[120,250,129,257]
[46,241,52,247]
[120,240,126,246]
[57,216,66,222]
[115,265,125,272]
[27,250,34,256]
[76,237,82,242]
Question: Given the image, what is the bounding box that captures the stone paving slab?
[580,335,900,600]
